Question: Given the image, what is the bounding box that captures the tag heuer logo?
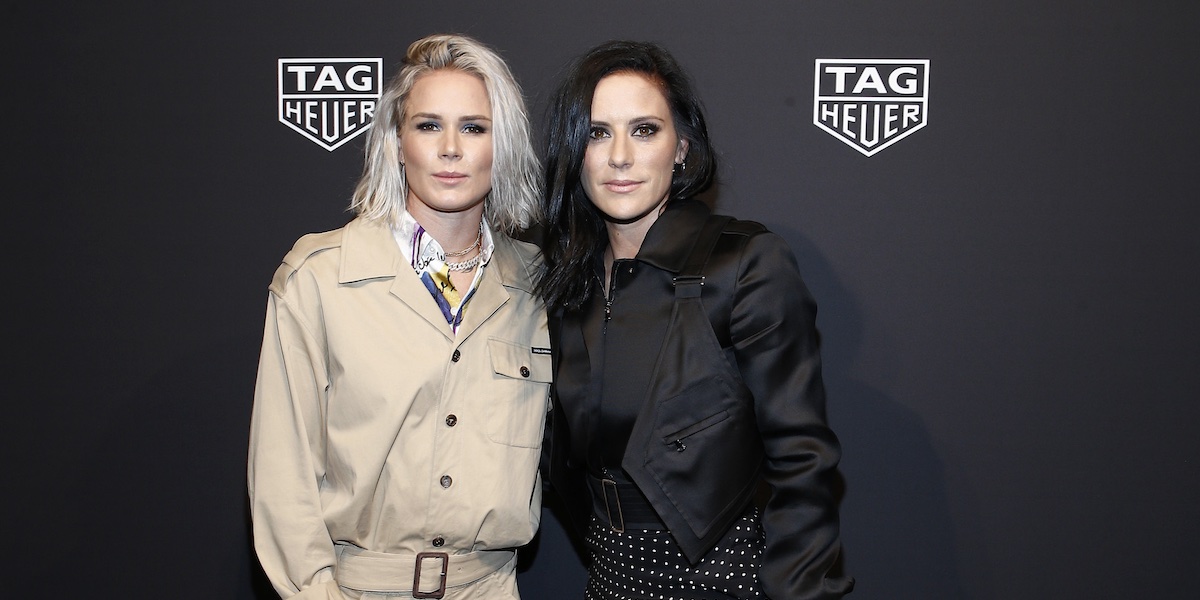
[278,58,383,151]
[813,59,929,157]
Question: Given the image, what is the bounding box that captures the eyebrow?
[590,116,666,126]
[410,112,493,122]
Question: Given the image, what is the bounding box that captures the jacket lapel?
[339,216,455,341]
[454,231,524,342]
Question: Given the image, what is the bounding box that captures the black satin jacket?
[545,199,853,599]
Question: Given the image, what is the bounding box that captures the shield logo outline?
[812,59,930,157]
[278,58,384,152]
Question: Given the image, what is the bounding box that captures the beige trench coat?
[248,216,551,599]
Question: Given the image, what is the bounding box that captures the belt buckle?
[601,478,625,534]
[412,551,449,599]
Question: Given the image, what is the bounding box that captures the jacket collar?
[634,198,713,274]
[337,216,532,291]
[337,216,532,340]
[338,216,402,284]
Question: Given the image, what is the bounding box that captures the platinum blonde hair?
[350,34,542,232]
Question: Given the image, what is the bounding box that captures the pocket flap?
[488,337,553,383]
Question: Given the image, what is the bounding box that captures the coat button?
[440,475,453,488]
[445,414,457,427]
[520,366,530,378]
[451,349,461,362]
[432,537,444,547]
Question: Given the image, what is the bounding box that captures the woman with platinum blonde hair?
[353,34,541,232]
[250,33,550,600]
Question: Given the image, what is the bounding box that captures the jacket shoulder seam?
[270,229,343,294]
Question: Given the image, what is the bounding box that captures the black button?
[440,475,453,488]
[445,414,457,427]
[520,366,530,378]
[451,350,461,362]
[432,537,444,547]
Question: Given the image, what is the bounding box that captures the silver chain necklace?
[445,252,483,272]
[444,221,483,258]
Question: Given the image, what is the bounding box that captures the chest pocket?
[486,337,552,448]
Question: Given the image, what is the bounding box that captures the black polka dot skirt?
[583,506,765,600]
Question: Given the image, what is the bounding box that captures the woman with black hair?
[538,40,853,599]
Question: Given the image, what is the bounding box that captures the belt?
[587,470,666,532]
[334,544,514,599]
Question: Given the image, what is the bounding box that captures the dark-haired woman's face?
[581,72,687,228]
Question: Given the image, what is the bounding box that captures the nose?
[440,130,461,160]
[607,134,631,169]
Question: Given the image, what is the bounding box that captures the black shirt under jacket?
[546,198,853,599]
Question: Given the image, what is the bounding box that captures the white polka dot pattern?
[582,507,765,599]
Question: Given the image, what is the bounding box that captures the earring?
[673,162,686,174]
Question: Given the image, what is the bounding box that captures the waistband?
[334,544,514,598]
[587,470,666,532]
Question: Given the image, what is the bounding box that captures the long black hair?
[535,40,717,311]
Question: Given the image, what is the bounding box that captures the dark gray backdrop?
[9,1,1198,598]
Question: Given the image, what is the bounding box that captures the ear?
[675,138,689,164]
[397,134,405,165]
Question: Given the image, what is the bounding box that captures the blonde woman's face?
[398,69,494,220]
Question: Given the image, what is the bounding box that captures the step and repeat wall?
[11,1,1198,598]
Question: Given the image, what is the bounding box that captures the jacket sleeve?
[727,231,854,599]
[247,280,337,598]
